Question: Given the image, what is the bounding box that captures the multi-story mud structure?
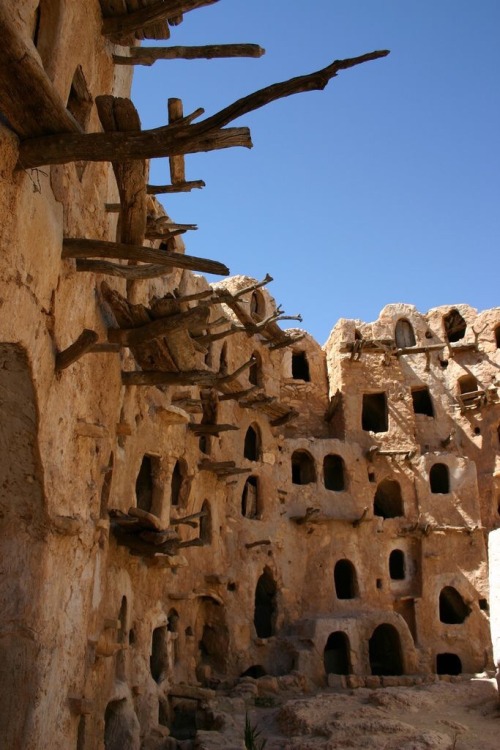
[0,2,498,749]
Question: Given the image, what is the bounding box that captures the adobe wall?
[0,3,499,749]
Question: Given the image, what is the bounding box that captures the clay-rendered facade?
[0,2,498,749]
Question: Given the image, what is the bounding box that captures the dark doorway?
[150,626,167,683]
[292,351,310,381]
[244,425,260,461]
[373,479,403,518]
[411,387,434,416]
[136,455,158,512]
[254,568,277,638]
[389,550,405,580]
[334,560,358,599]
[249,352,262,386]
[291,450,316,485]
[362,392,388,433]
[436,653,462,675]
[495,325,500,349]
[439,587,470,624]
[444,309,466,343]
[241,665,266,678]
[429,463,450,494]
[369,624,404,676]
[199,501,212,545]
[323,454,346,491]
[395,319,416,348]
[171,459,188,507]
[323,632,351,675]
[242,476,259,518]
[458,374,479,394]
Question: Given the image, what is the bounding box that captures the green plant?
[244,712,267,750]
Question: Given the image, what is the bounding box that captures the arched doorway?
[254,568,277,638]
[369,624,404,675]
[323,632,351,675]
[334,559,358,599]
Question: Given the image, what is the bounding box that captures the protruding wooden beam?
[245,540,271,549]
[18,51,389,168]
[63,238,229,276]
[0,8,81,138]
[114,43,265,65]
[107,306,207,346]
[102,0,219,40]
[76,259,174,279]
[56,330,99,370]
[168,98,186,185]
[187,423,239,435]
[270,409,298,428]
[122,356,254,387]
[147,180,205,194]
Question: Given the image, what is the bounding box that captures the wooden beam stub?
[56,330,99,371]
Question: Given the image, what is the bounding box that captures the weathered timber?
[63,238,229,276]
[96,96,147,246]
[18,51,389,168]
[107,306,207,346]
[168,98,186,185]
[218,386,259,401]
[270,409,298,428]
[122,356,254,387]
[0,9,82,138]
[56,330,99,371]
[187,423,239,435]
[147,180,205,194]
[269,334,306,351]
[325,389,342,422]
[76,259,173,279]
[198,461,236,471]
[245,540,271,549]
[114,43,265,65]
[395,343,445,356]
[102,0,219,40]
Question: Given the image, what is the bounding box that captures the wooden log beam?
[0,8,81,138]
[102,0,219,40]
[107,306,207,346]
[270,409,298,428]
[168,98,186,185]
[122,356,254,387]
[187,423,239,435]
[56,330,99,370]
[76,259,174,279]
[147,180,205,194]
[114,43,265,65]
[63,238,229,276]
[18,51,389,168]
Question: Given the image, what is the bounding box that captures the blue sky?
[132,0,500,344]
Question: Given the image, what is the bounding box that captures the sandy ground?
[198,677,500,750]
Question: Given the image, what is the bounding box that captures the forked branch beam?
[18,51,389,168]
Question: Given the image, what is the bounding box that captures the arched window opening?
[171,459,190,508]
[104,699,139,750]
[439,586,470,624]
[369,624,404,676]
[167,608,180,666]
[292,351,310,381]
[495,325,500,349]
[219,343,228,376]
[389,550,405,580]
[323,454,346,491]
[362,392,388,433]
[250,291,265,320]
[254,568,277,638]
[99,451,114,517]
[411,387,434,417]
[323,632,352,675]
[66,66,93,131]
[395,319,416,348]
[150,626,168,683]
[429,463,450,494]
[291,450,316,485]
[458,374,479,395]
[248,351,263,387]
[334,560,358,600]
[444,309,466,343]
[374,479,403,518]
[244,425,261,461]
[199,501,212,545]
[436,653,462,675]
[242,476,259,519]
[199,435,210,455]
[136,455,159,513]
